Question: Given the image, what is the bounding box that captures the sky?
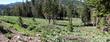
[0,0,30,4]
[0,0,84,4]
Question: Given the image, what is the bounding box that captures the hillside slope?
[0,16,110,42]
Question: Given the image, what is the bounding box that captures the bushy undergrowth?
[0,16,110,42]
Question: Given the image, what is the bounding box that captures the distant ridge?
[0,0,85,12]
[0,2,23,12]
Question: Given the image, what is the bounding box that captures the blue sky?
[0,0,30,4]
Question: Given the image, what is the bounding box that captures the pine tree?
[65,0,73,31]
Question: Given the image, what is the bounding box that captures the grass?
[0,16,110,42]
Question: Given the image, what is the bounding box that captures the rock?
[9,34,21,42]
[22,24,29,28]
[9,34,41,42]
[0,32,9,42]
[103,28,109,32]
[103,26,110,32]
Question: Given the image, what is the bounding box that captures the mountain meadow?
[0,0,110,42]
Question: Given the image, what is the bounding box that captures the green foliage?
[1,0,110,41]
[85,0,110,27]
[65,0,73,29]
[1,16,110,42]
[1,8,11,16]
[18,17,23,26]
[86,0,110,14]
[98,17,107,27]
[40,0,60,24]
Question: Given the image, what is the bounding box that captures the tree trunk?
[48,16,51,24]
[52,14,56,25]
[68,17,73,32]
[43,13,50,24]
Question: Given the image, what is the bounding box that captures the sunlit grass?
[0,16,110,42]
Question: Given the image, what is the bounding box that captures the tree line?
[2,0,110,29]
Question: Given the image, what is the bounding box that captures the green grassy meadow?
[0,16,110,42]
